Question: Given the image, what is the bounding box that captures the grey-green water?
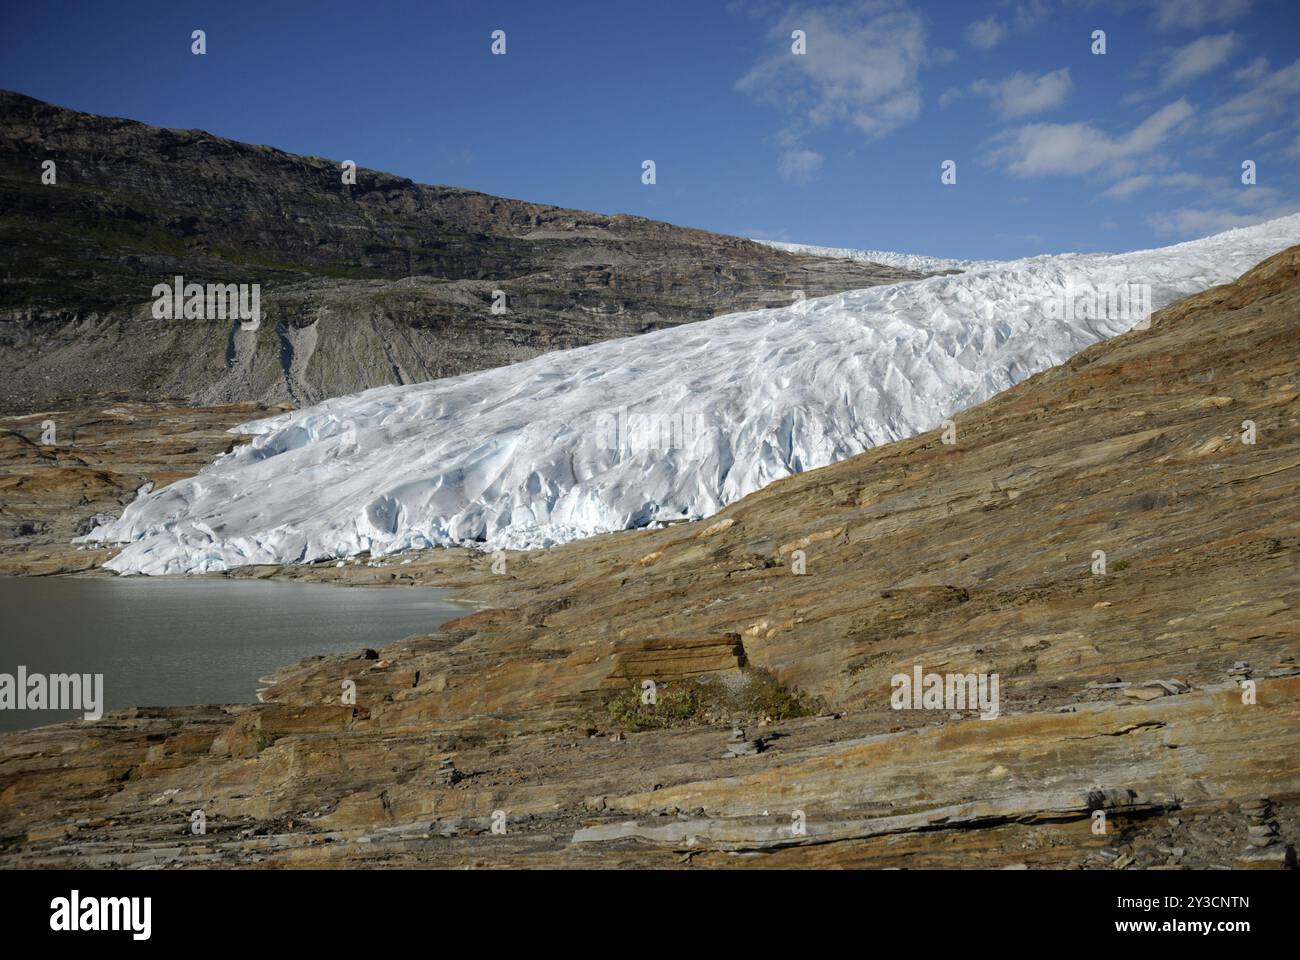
[0,576,467,733]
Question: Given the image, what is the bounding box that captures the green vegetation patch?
[604,667,818,732]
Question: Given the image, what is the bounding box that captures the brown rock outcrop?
[1,247,1298,868]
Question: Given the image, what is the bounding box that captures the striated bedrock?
[0,90,921,411]
[1,247,1297,868]
[0,402,276,574]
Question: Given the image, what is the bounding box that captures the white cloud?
[1101,167,1290,235]
[737,1,928,141]
[1206,58,1300,134]
[1098,174,1158,199]
[1233,56,1269,83]
[1148,204,1298,237]
[961,3,1049,53]
[985,100,1196,177]
[1013,0,1052,30]
[778,148,825,181]
[1153,0,1253,31]
[1161,33,1240,87]
[1099,171,1209,199]
[965,15,1007,50]
[967,68,1072,118]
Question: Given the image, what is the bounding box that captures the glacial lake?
[0,576,469,733]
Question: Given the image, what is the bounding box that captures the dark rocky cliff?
[0,91,920,411]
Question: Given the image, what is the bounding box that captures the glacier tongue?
[89,215,1300,575]
[754,238,992,273]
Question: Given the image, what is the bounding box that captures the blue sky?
[2,0,1297,259]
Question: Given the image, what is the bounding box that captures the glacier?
[87,214,1300,575]
[754,238,991,274]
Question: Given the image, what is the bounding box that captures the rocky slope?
[0,401,276,575]
[0,91,921,412]
[1,247,1296,868]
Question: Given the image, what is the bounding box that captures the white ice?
[86,215,1300,574]
[753,238,994,273]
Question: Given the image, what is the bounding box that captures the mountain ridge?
[0,90,920,410]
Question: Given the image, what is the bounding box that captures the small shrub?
[604,668,817,732]
[733,667,819,720]
[605,682,702,731]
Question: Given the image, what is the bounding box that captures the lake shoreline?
[0,576,475,734]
